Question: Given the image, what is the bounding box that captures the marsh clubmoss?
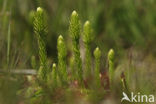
[34,7,48,81]
[69,11,83,83]
[48,63,57,88]
[94,47,101,88]
[108,49,115,87]
[83,21,93,79]
[57,35,68,84]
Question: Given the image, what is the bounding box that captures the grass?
[7,22,11,67]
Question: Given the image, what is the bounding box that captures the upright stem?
[47,63,57,88]
[73,39,83,82]
[69,11,83,83]
[57,35,67,84]
[34,7,48,81]
[83,21,93,78]
[84,44,91,78]
[108,49,115,88]
[94,47,101,88]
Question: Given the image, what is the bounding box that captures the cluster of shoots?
[33,7,117,93]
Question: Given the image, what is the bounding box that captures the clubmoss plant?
[108,49,115,87]
[83,21,93,78]
[57,35,67,84]
[48,63,57,88]
[69,11,83,83]
[34,7,48,81]
[94,47,101,88]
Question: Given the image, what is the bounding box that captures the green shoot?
[48,63,57,88]
[108,49,115,87]
[94,47,101,88]
[69,11,83,83]
[57,35,67,84]
[83,20,93,78]
[34,7,48,81]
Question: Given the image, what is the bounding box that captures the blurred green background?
[0,0,156,103]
